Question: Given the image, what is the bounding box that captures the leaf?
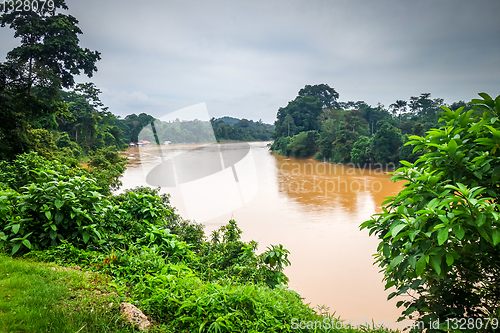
[383,244,390,258]
[12,243,21,255]
[453,225,465,240]
[492,229,500,246]
[45,211,52,220]
[491,166,500,184]
[430,256,442,275]
[55,211,64,224]
[12,224,20,234]
[448,139,457,156]
[391,223,407,237]
[83,231,90,244]
[415,256,426,276]
[478,92,492,101]
[476,213,486,227]
[55,199,64,209]
[50,224,57,231]
[445,253,454,266]
[22,239,32,249]
[409,229,420,242]
[437,228,448,246]
[390,255,404,270]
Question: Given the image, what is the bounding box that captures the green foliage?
[26,128,58,159]
[0,170,108,254]
[370,121,402,166]
[361,93,500,331]
[286,130,319,158]
[87,146,128,195]
[274,95,323,138]
[270,136,291,155]
[298,83,340,109]
[350,135,371,165]
[211,117,274,142]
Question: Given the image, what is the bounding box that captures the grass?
[0,254,135,333]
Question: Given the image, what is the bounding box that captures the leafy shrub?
[361,93,500,331]
[87,145,128,195]
[1,170,110,254]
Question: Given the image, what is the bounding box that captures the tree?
[0,0,100,159]
[1,1,101,93]
[331,110,369,163]
[361,93,500,331]
[389,100,407,122]
[297,83,340,109]
[273,96,322,138]
[350,135,371,165]
[370,120,402,165]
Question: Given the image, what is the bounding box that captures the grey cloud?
[1,0,499,123]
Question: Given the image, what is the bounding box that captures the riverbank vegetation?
[270,84,476,167]
[0,153,395,332]
[362,93,500,332]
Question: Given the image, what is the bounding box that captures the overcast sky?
[1,0,499,123]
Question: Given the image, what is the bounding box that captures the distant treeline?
[134,116,275,145]
[211,116,275,142]
[270,84,476,166]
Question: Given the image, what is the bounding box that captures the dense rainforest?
[270,83,475,167]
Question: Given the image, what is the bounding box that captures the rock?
[119,302,151,331]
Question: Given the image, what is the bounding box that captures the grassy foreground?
[0,254,134,333]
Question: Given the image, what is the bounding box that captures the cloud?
[1,0,499,123]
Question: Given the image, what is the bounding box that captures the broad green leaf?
[437,228,448,245]
[55,211,64,224]
[478,92,492,101]
[409,229,420,242]
[391,223,407,237]
[415,256,426,276]
[453,225,465,240]
[445,253,454,266]
[383,244,390,258]
[22,239,32,249]
[83,231,90,244]
[476,213,486,227]
[492,229,500,246]
[448,139,457,156]
[390,255,404,270]
[45,211,52,220]
[55,199,64,209]
[50,224,57,231]
[430,256,442,275]
[12,243,21,255]
[12,224,20,234]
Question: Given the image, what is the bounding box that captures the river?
[120,141,404,324]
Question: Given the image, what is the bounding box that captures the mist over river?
[120,141,404,323]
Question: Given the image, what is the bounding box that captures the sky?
[1,0,500,124]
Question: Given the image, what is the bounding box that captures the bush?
[0,170,110,254]
[361,93,500,331]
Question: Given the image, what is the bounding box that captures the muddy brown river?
[119,141,404,324]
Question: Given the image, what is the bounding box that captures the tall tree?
[273,96,322,138]
[297,83,340,109]
[389,99,407,121]
[0,0,100,159]
[1,1,101,93]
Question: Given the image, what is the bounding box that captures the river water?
[120,141,404,324]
